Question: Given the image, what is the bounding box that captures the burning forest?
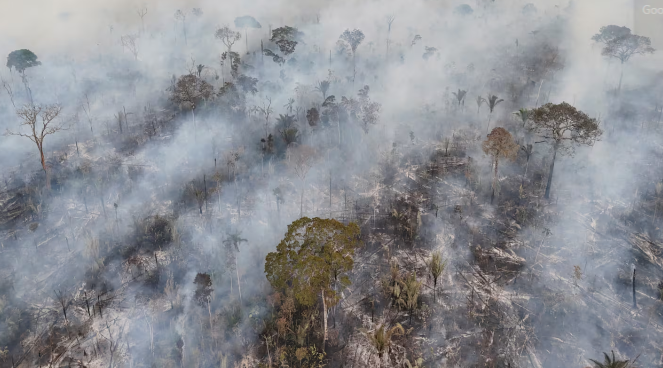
[1,0,663,367]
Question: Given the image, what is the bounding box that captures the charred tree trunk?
[544,144,558,200]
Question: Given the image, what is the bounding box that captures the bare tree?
[386,16,395,61]
[527,102,602,199]
[1,76,16,110]
[288,145,317,217]
[5,104,66,182]
[137,7,147,33]
[482,127,519,203]
[120,34,139,60]
[54,289,71,323]
[215,26,241,54]
[174,10,187,45]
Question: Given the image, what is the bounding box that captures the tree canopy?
[264,217,361,307]
[6,49,41,74]
[527,102,602,154]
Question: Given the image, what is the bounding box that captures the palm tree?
[476,95,486,114]
[283,98,295,114]
[428,252,446,302]
[513,108,531,127]
[396,272,421,323]
[223,230,248,304]
[361,323,405,368]
[588,351,630,368]
[315,80,330,100]
[486,94,504,133]
[452,89,467,106]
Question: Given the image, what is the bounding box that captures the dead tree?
[5,104,66,187]
[120,34,139,60]
[54,289,70,323]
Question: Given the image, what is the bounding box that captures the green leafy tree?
[513,108,531,127]
[485,94,504,132]
[527,102,602,199]
[264,217,362,347]
[6,49,41,103]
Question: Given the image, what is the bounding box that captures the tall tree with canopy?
[527,102,602,199]
[6,49,41,104]
[264,217,362,348]
[234,16,262,54]
[482,127,519,203]
[339,29,365,85]
[168,74,213,132]
[263,25,304,66]
[592,25,655,93]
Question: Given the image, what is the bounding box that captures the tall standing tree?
[264,217,362,348]
[527,102,602,199]
[316,80,330,100]
[5,104,66,187]
[263,26,304,66]
[215,26,242,74]
[339,29,365,86]
[234,16,262,54]
[168,74,213,132]
[592,25,655,93]
[482,127,519,204]
[386,16,395,61]
[288,145,317,217]
[6,49,41,104]
[223,230,248,304]
[174,10,187,45]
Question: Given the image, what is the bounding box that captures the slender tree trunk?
[534,79,544,108]
[544,144,558,200]
[235,256,242,305]
[321,289,328,349]
[245,29,248,53]
[617,62,624,94]
[491,157,498,204]
[300,189,304,218]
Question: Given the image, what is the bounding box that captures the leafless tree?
[81,93,94,133]
[5,104,66,183]
[120,34,139,60]
[137,7,147,33]
[386,16,395,60]
[288,145,317,217]
[54,289,71,323]
[174,10,187,45]
[1,76,16,110]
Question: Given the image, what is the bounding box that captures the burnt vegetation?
[0,2,662,368]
